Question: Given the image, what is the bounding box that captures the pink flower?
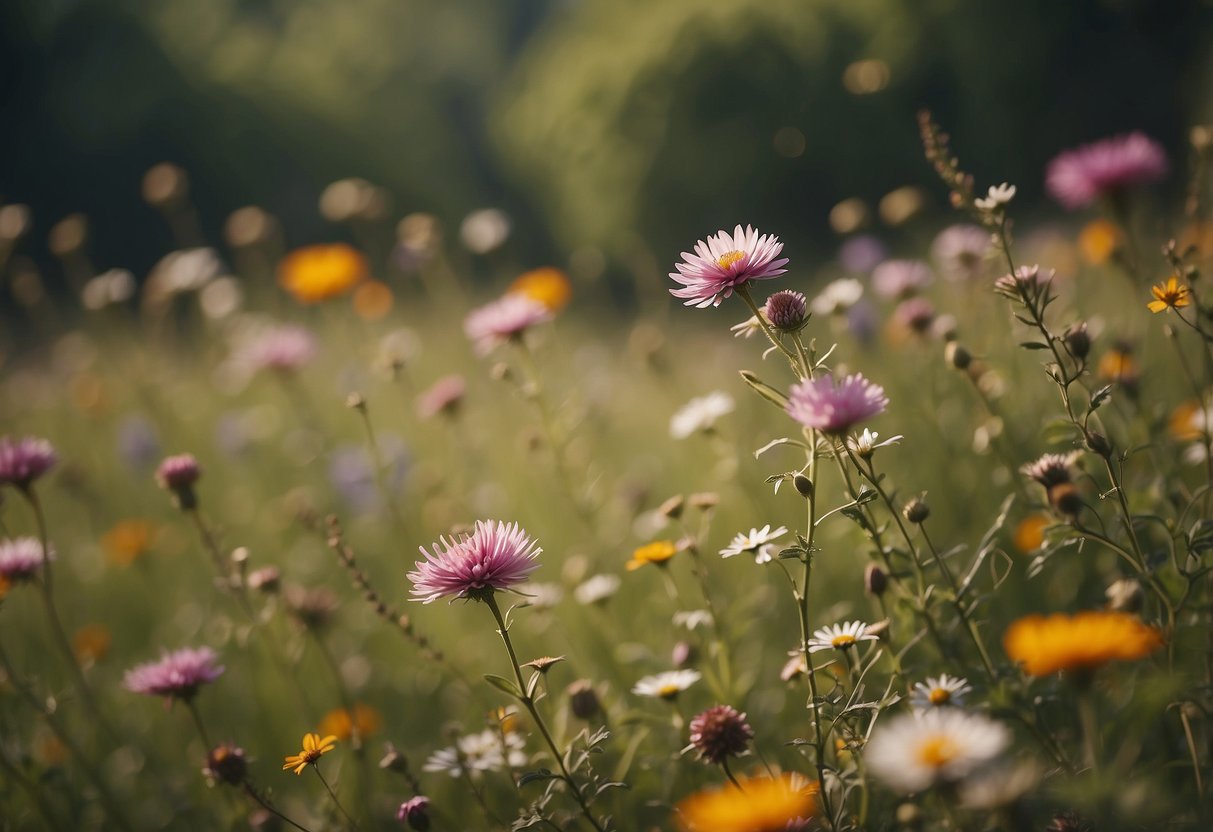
[239,325,318,373]
[156,454,201,491]
[124,647,224,700]
[871,260,933,299]
[1046,132,1168,209]
[464,295,552,355]
[397,795,432,829]
[0,436,57,489]
[409,520,541,603]
[786,373,888,434]
[0,537,52,583]
[416,375,466,420]
[931,225,991,282]
[670,225,789,308]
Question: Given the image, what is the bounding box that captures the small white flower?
[718,524,789,564]
[573,574,621,605]
[810,277,864,316]
[865,710,1010,794]
[807,620,879,653]
[632,669,702,700]
[523,582,565,609]
[730,315,764,339]
[673,610,714,631]
[975,183,1016,211]
[910,674,973,710]
[423,729,528,777]
[670,392,735,439]
[847,428,903,458]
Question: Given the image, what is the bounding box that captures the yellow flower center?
[658,683,682,699]
[831,634,857,648]
[717,250,745,270]
[916,735,960,768]
[301,748,323,765]
[928,688,951,705]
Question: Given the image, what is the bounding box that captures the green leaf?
[518,769,557,788]
[1019,341,1051,350]
[484,674,522,698]
[1088,384,1113,412]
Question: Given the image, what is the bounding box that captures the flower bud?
[205,744,248,786]
[903,497,930,524]
[1064,323,1091,360]
[1047,482,1083,516]
[1085,430,1112,458]
[672,641,697,668]
[764,290,808,331]
[1105,578,1143,613]
[658,495,685,519]
[567,679,600,720]
[945,341,972,370]
[794,475,814,498]
[864,563,888,597]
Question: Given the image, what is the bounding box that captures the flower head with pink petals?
[670,225,789,308]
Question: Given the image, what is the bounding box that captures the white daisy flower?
[910,674,973,709]
[523,582,565,609]
[669,392,734,439]
[632,669,702,700]
[865,709,1010,794]
[730,315,764,339]
[423,729,528,777]
[847,428,903,459]
[807,620,879,653]
[672,610,714,631]
[810,277,864,317]
[573,574,621,605]
[718,524,789,564]
[974,183,1017,211]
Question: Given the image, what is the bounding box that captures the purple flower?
[688,705,754,764]
[239,325,318,374]
[893,297,936,334]
[0,436,57,489]
[116,416,161,471]
[838,235,887,273]
[0,537,52,583]
[764,290,808,331]
[416,375,466,420]
[156,454,201,491]
[409,520,541,603]
[397,795,432,830]
[1046,132,1168,209]
[871,260,933,299]
[669,224,789,308]
[124,647,224,700]
[931,225,991,282]
[786,373,888,434]
[464,295,552,355]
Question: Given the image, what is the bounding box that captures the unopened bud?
[1085,430,1111,457]
[864,563,888,596]
[903,497,930,524]
[658,495,685,519]
[345,392,366,411]
[672,641,697,668]
[1105,578,1143,613]
[1047,482,1083,516]
[567,679,600,720]
[794,475,814,498]
[1064,323,1091,360]
[945,341,972,370]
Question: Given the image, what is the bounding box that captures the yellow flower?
[73,624,112,664]
[509,267,572,312]
[278,244,367,304]
[626,540,679,571]
[1169,400,1206,442]
[1012,514,1051,553]
[353,281,394,320]
[0,575,10,599]
[1003,611,1163,677]
[318,705,382,742]
[102,520,155,567]
[1147,276,1191,313]
[1097,348,1138,384]
[283,732,338,775]
[1078,219,1121,265]
[676,773,816,832]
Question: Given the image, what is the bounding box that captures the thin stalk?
[315,766,359,830]
[720,759,744,791]
[185,699,214,749]
[0,744,64,830]
[484,594,608,832]
[919,524,999,683]
[734,285,801,369]
[244,783,315,832]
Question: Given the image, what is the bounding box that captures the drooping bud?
[1064,323,1091,360]
[864,563,888,597]
[945,341,972,370]
[903,497,930,524]
[794,475,814,498]
[567,679,601,720]
[205,744,248,786]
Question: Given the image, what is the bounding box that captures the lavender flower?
[116,415,161,471]
[0,537,53,583]
[669,224,789,308]
[688,705,754,764]
[409,520,541,603]
[931,225,991,282]
[464,295,552,355]
[894,297,937,334]
[837,234,887,273]
[0,436,57,489]
[871,259,933,299]
[1046,132,1168,209]
[397,796,432,830]
[124,647,224,700]
[238,325,318,374]
[786,374,888,434]
[764,290,808,331]
[156,454,201,491]
[416,375,466,420]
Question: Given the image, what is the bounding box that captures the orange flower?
[0,575,10,599]
[509,267,572,312]
[1097,348,1138,384]
[1012,514,1051,553]
[102,520,155,567]
[1078,219,1121,265]
[626,540,679,571]
[73,624,112,664]
[283,732,337,775]
[1147,276,1191,313]
[353,281,394,320]
[278,244,367,304]
[1169,400,1207,442]
[1003,611,1163,676]
[318,704,382,742]
[676,773,816,832]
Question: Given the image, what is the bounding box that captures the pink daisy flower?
[1046,132,1168,210]
[464,295,552,355]
[0,537,53,583]
[0,436,57,489]
[156,453,201,491]
[124,647,225,700]
[787,373,888,434]
[416,375,467,420]
[871,259,933,299]
[409,520,541,603]
[670,224,789,308]
[239,325,318,374]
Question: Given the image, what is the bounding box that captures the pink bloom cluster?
[240,325,318,373]
[409,520,541,603]
[670,225,789,308]
[0,537,53,583]
[1046,132,1167,209]
[416,375,466,420]
[0,436,57,488]
[787,373,889,434]
[156,454,202,491]
[464,295,552,355]
[124,647,225,700]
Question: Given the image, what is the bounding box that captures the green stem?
[244,783,314,832]
[315,766,360,830]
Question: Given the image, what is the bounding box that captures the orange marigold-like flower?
[278,244,367,304]
[1003,611,1163,676]
[318,704,382,742]
[102,520,155,567]
[283,732,337,775]
[675,773,816,832]
[1013,513,1051,553]
[1147,276,1191,313]
[626,540,679,571]
[509,267,572,312]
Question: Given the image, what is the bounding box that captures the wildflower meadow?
[3,4,1213,831]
